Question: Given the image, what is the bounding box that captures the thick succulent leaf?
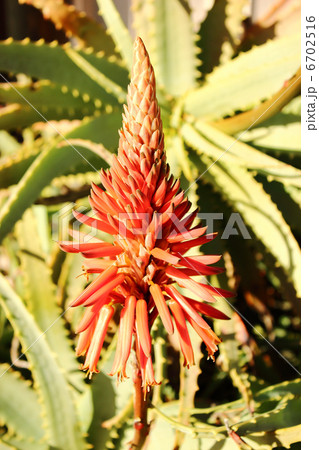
[197,0,230,74]
[259,178,300,233]
[15,208,84,392]
[184,33,300,119]
[65,48,126,103]
[240,117,301,154]
[284,185,301,208]
[212,67,301,135]
[198,0,248,74]
[19,0,117,54]
[188,0,215,31]
[166,134,193,181]
[240,98,301,154]
[97,0,133,69]
[0,274,86,450]
[0,131,20,156]
[0,112,121,242]
[232,396,300,435]
[224,0,249,46]
[0,128,115,190]
[189,152,301,303]
[0,39,128,106]
[182,121,301,187]
[0,80,96,111]
[0,103,90,130]
[132,0,198,96]
[0,365,44,442]
[209,425,300,449]
[0,435,48,450]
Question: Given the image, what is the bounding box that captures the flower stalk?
[130,364,150,449]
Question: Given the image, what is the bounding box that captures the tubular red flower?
[150,283,174,335]
[136,299,152,357]
[81,306,114,373]
[169,300,195,368]
[59,37,232,388]
[109,295,136,379]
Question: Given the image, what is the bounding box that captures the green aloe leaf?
[0,113,121,242]
[189,152,301,305]
[0,136,108,190]
[233,396,300,435]
[166,133,192,181]
[0,274,86,449]
[198,0,249,74]
[65,48,127,104]
[0,131,20,156]
[242,424,301,449]
[0,365,44,442]
[97,0,133,69]
[184,33,300,119]
[0,80,96,111]
[15,208,84,392]
[240,97,301,154]
[0,39,128,106]
[213,68,301,136]
[0,103,90,130]
[182,120,301,187]
[0,435,48,450]
[132,0,199,96]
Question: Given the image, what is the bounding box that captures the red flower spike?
[59,37,232,388]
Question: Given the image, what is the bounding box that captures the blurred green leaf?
[184,33,300,119]
[0,274,86,449]
[132,0,198,96]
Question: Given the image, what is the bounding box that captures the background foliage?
[0,0,300,448]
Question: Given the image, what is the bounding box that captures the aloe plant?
[0,1,300,448]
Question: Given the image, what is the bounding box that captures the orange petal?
[185,312,220,359]
[167,226,207,243]
[70,265,119,307]
[59,241,115,253]
[165,285,211,330]
[150,284,174,335]
[76,318,97,356]
[109,310,124,377]
[121,296,136,363]
[82,273,125,307]
[169,300,194,368]
[178,256,224,276]
[185,298,230,320]
[170,232,217,254]
[184,255,222,265]
[73,210,118,234]
[82,306,114,372]
[76,298,105,333]
[150,247,180,265]
[136,299,152,357]
[165,267,217,303]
